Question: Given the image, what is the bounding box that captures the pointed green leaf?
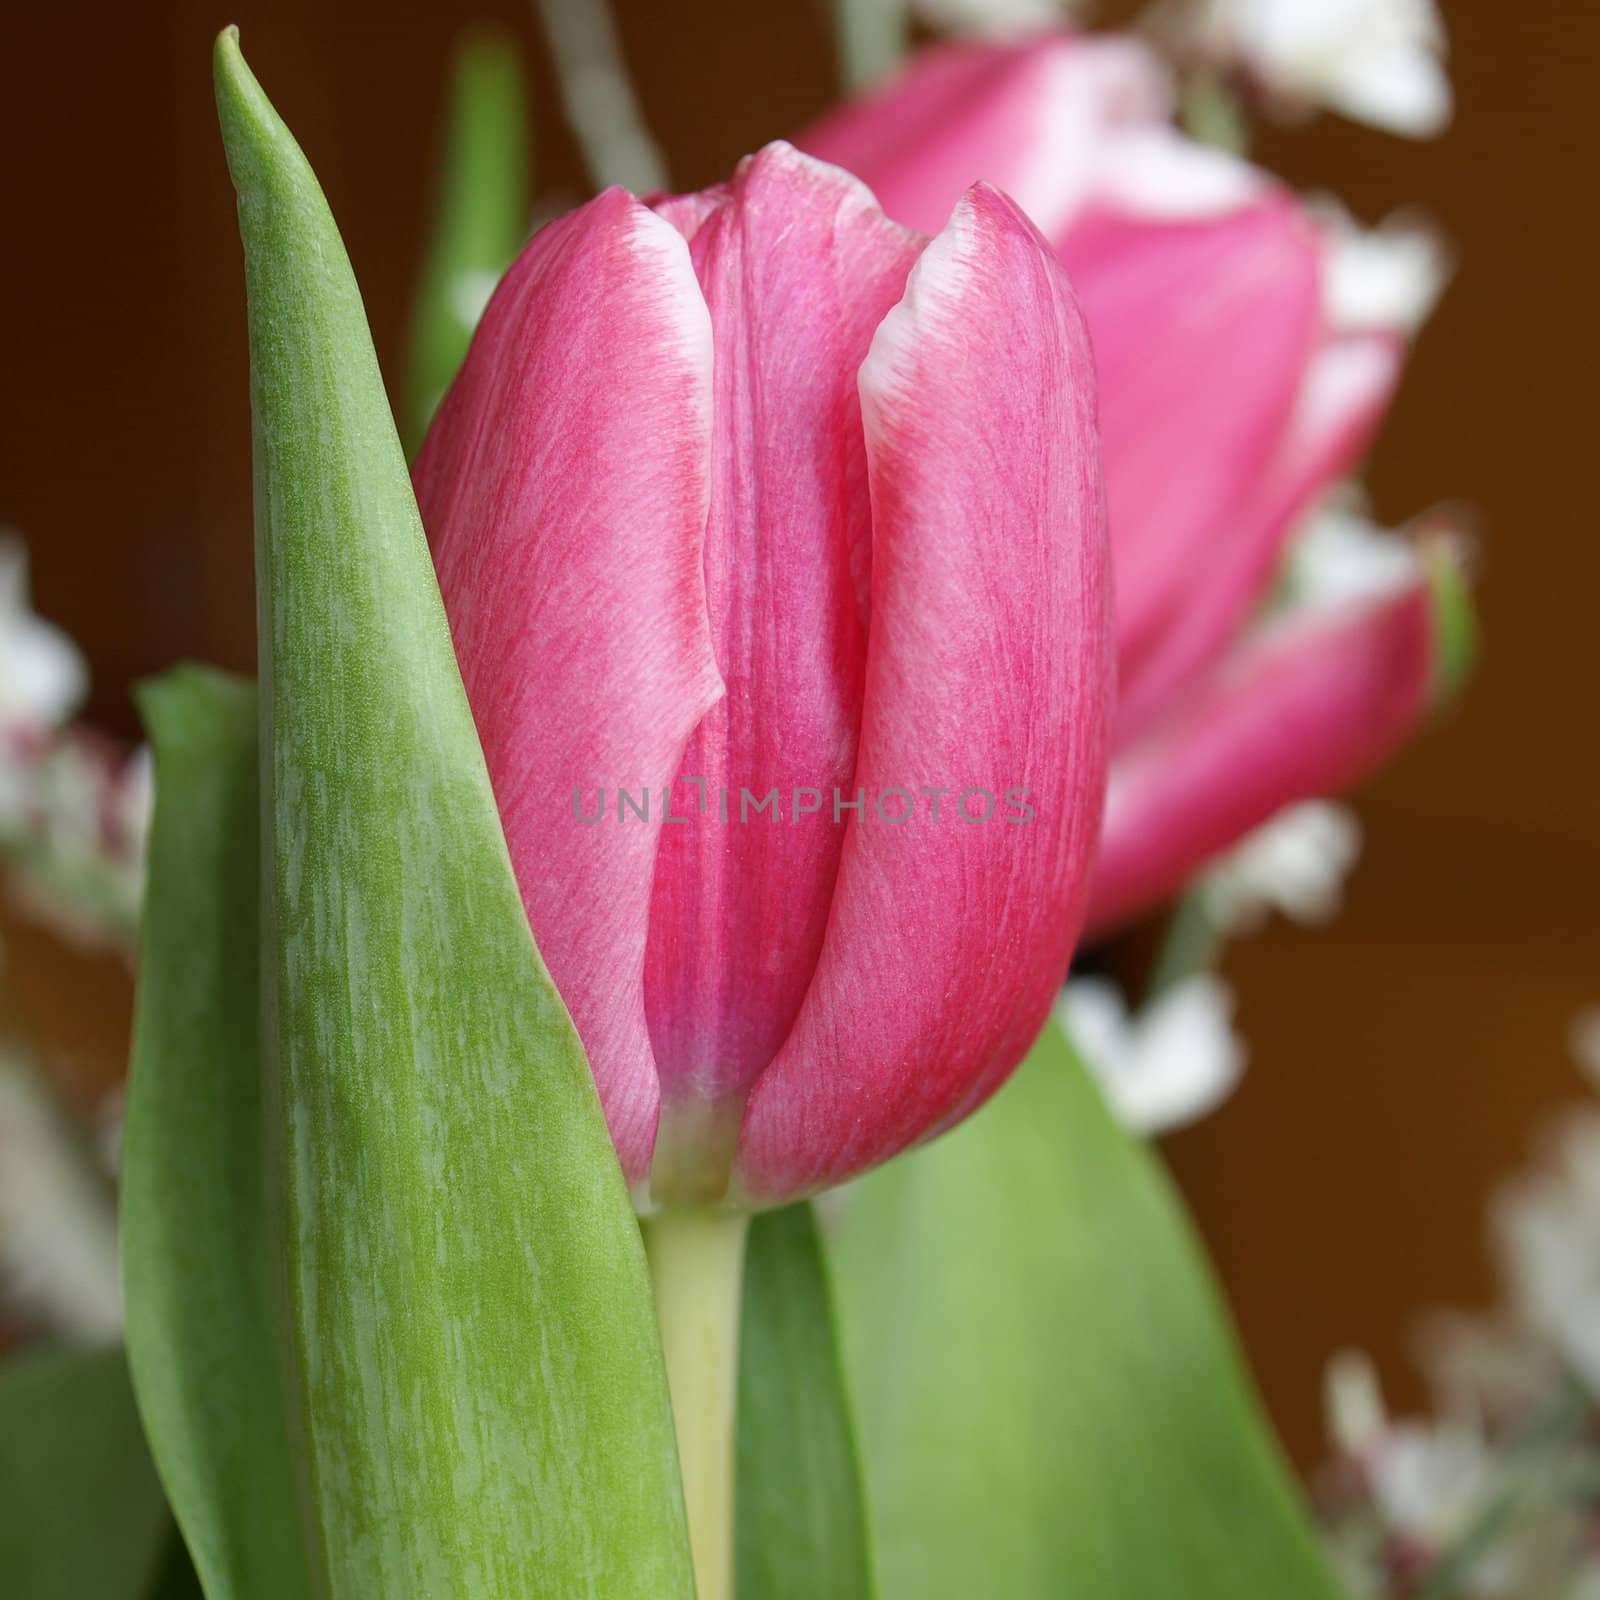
[0,1346,169,1600]
[738,1203,876,1600]
[213,30,692,1598]
[404,25,530,454]
[122,667,308,1600]
[835,1019,1344,1600]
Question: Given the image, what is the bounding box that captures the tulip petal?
[414,188,720,1182]
[641,145,923,1196]
[1114,330,1404,739]
[1085,550,1464,937]
[798,35,1172,241]
[1060,196,1323,694]
[737,184,1112,1202]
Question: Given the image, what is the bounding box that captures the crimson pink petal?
[797,34,1170,240]
[640,147,924,1198]
[414,189,721,1184]
[736,185,1112,1203]
[1085,576,1442,938]
[1061,196,1323,692]
[1114,330,1404,740]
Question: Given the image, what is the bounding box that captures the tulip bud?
[415,144,1111,1208]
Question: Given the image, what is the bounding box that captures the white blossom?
[1190,0,1452,137]
[1199,800,1362,933]
[1282,503,1424,617]
[1,733,150,950]
[0,536,87,729]
[1059,973,1244,1133]
[1322,1351,1530,1595]
[1326,1346,1389,1455]
[1320,206,1450,335]
[1321,1021,1600,1595]
[1492,1112,1600,1398]
[1368,1423,1500,1554]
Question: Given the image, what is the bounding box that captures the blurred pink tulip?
[1086,546,1470,934]
[802,34,1464,932]
[415,144,1112,1206]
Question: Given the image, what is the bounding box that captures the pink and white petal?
[642,145,925,1168]
[736,185,1112,1203]
[1115,329,1405,739]
[1085,569,1447,938]
[650,185,728,243]
[414,189,720,1183]
[1064,195,1322,692]
[1078,122,1264,225]
[798,34,1173,241]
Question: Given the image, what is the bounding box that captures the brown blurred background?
[1,0,1596,1467]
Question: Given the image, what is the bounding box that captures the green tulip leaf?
[835,1018,1345,1600]
[122,667,308,1600]
[737,1202,875,1600]
[404,25,530,454]
[213,29,692,1597]
[0,1345,170,1600]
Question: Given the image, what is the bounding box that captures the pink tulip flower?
[414,144,1112,1207]
[801,33,1466,935]
[1087,542,1470,933]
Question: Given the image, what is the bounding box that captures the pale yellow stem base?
[642,1207,750,1600]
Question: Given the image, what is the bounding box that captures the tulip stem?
[642,1206,751,1600]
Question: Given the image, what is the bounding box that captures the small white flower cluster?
[0,537,142,1338]
[913,0,1453,137]
[2,734,151,950]
[1490,1111,1600,1402]
[0,535,149,951]
[0,539,87,731]
[1061,973,1245,1134]
[1200,799,1363,935]
[1318,1020,1600,1597]
[1168,0,1452,137]
[1319,205,1451,336]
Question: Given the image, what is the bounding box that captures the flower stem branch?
[533,0,667,193]
[1144,890,1226,999]
[642,1206,751,1600]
